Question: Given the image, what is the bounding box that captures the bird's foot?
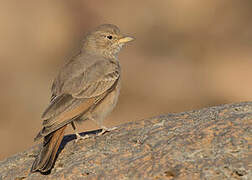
[97,126,118,136]
[75,132,90,142]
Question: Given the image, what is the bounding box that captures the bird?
[31,24,134,173]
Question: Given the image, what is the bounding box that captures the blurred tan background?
[1,0,252,160]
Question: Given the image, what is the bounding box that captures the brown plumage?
[31,24,134,173]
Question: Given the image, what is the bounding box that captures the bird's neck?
[82,40,119,60]
[82,48,118,62]
[102,50,118,61]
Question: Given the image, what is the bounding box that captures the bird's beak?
[118,36,134,44]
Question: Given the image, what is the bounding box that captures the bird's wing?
[36,57,120,139]
[62,59,120,99]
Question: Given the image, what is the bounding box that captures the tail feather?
[31,125,66,173]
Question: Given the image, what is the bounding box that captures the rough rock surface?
[0,102,251,180]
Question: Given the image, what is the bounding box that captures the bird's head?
[82,24,134,58]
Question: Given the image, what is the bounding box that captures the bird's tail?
[31,125,67,173]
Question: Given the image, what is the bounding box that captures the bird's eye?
[106,35,113,40]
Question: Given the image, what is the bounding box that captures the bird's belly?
[91,79,121,124]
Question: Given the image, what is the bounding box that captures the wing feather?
[37,56,120,139]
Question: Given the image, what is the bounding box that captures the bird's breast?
[90,78,121,123]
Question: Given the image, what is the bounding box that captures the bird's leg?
[89,116,118,136]
[71,121,89,142]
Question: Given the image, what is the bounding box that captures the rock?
[0,102,251,180]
